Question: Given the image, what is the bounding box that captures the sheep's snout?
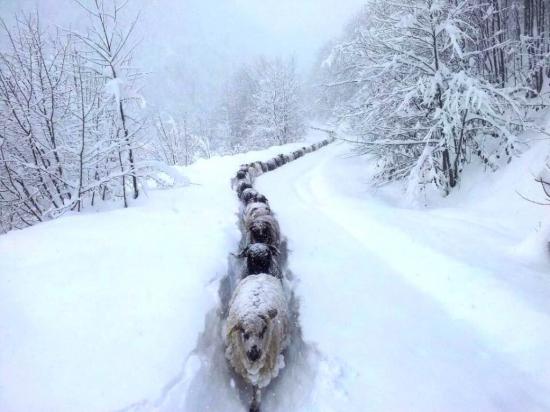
[247,346,262,362]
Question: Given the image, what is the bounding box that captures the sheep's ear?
[268,245,280,256]
[267,308,278,319]
[236,247,248,258]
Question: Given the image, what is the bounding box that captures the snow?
[224,273,289,388]
[2,128,550,411]
[0,136,321,412]
[255,139,550,411]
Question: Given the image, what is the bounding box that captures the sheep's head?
[236,181,253,198]
[254,193,268,205]
[239,243,279,275]
[241,188,258,204]
[231,309,278,363]
[249,219,274,244]
[236,170,248,180]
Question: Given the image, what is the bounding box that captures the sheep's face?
[241,189,258,204]
[255,194,268,205]
[237,309,278,363]
[249,221,273,244]
[237,182,252,197]
[245,244,273,275]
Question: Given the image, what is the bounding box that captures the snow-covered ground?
[256,140,550,411]
[0,137,320,412]
[2,129,550,412]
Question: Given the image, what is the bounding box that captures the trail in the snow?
[178,257,323,412]
[124,140,338,412]
[120,238,325,412]
[121,139,550,412]
[255,141,550,411]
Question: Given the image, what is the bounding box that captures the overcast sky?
[3,0,363,62]
[1,0,365,109]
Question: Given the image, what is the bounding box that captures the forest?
[1,0,549,231]
[2,2,550,412]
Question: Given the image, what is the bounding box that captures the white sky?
[2,0,364,62]
[1,0,365,108]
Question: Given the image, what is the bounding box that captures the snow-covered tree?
[0,3,152,232]
[72,0,146,207]
[220,57,305,151]
[247,57,305,146]
[320,0,528,199]
[0,14,73,228]
[151,113,203,166]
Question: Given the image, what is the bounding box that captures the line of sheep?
[223,138,333,412]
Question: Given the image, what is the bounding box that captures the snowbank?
[0,133,324,412]
[256,139,550,411]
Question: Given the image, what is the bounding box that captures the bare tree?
[72,0,144,207]
[318,0,529,199]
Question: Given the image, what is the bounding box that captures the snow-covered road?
[256,142,550,412]
[2,135,550,412]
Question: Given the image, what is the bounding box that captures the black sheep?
[255,193,268,205]
[236,181,253,198]
[241,188,259,205]
[238,243,281,279]
[247,215,280,247]
[236,170,248,180]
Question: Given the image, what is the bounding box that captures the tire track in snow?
[255,142,550,411]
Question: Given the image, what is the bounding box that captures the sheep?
[266,159,277,171]
[276,154,287,166]
[236,169,248,180]
[224,273,290,410]
[241,188,259,205]
[254,193,269,205]
[237,181,253,198]
[238,243,281,279]
[234,170,253,186]
[246,215,281,247]
[251,162,264,176]
[247,165,260,178]
[243,202,272,226]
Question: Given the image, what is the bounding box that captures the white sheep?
[243,201,271,225]
[224,273,290,391]
[245,214,281,248]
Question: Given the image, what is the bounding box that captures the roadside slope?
[256,141,550,411]
[0,136,324,412]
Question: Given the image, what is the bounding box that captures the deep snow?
[255,140,550,411]
[2,130,550,411]
[0,137,322,412]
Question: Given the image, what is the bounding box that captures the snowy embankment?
[2,128,550,412]
[0,134,324,412]
[256,139,550,411]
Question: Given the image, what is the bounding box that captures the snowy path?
[255,142,550,412]
[2,136,550,412]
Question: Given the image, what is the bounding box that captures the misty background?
[2,0,364,111]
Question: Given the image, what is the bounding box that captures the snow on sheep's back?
[0,135,322,412]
